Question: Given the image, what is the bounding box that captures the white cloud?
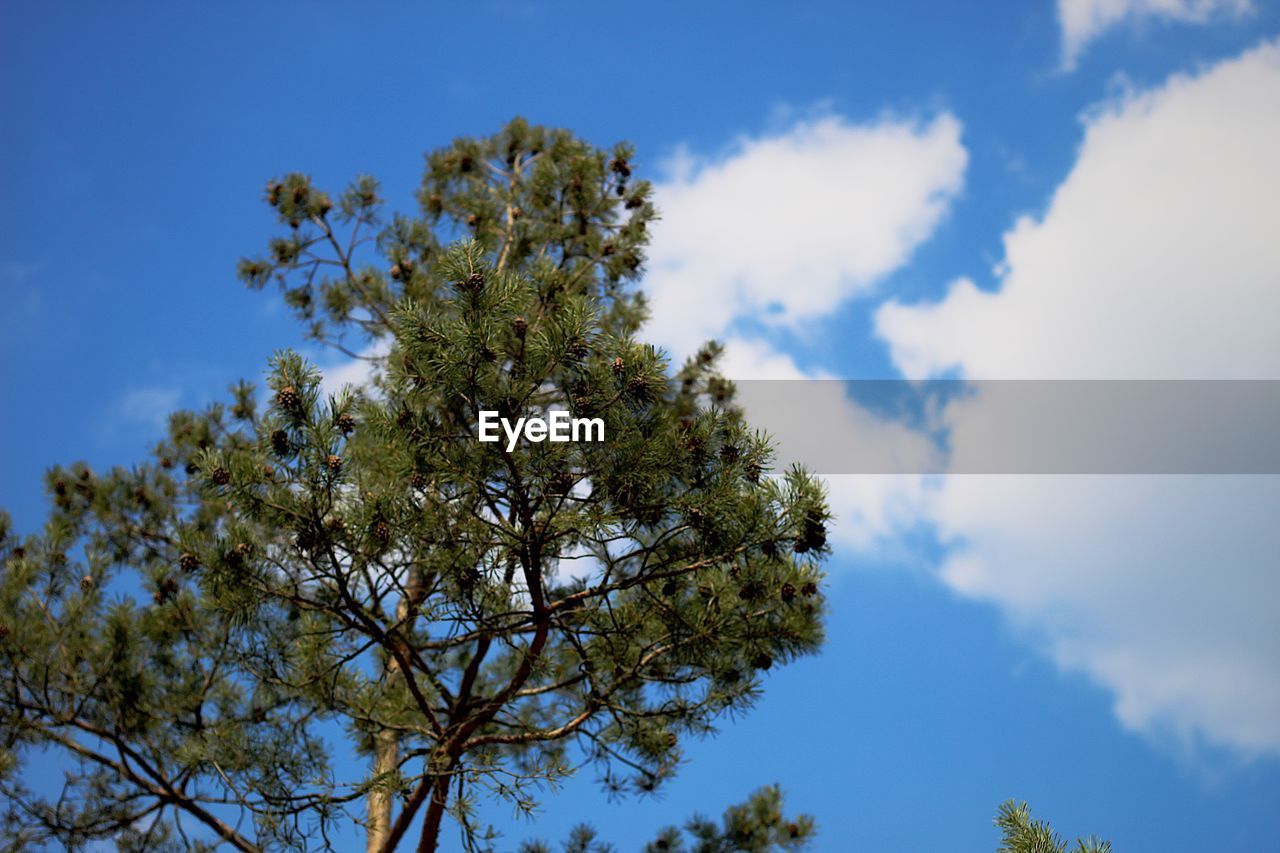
[875,41,1280,754]
[318,338,390,398]
[931,475,1280,754]
[879,41,1280,380]
[1058,0,1252,70]
[643,113,967,361]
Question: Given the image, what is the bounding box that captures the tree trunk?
[365,728,399,852]
[416,767,453,853]
[368,568,424,851]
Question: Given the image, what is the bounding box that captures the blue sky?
[3,2,1280,850]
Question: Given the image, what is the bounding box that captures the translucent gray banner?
[731,380,1280,474]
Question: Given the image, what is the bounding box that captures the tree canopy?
[0,119,830,852]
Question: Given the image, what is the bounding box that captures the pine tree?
[995,801,1112,853]
[0,120,831,852]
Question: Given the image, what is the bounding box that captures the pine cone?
[209,467,231,487]
[179,552,200,573]
[780,582,797,603]
[801,581,818,598]
[458,155,474,173]
[626,375,651,399]
[409,471,429,490]
[625,194,643,210]
[548,470,574,496]
[80,575,94,590]
[798,510,827,552]
[512,316,528,337]
[389,263,403,281]
[0,624,8,641]
[751,653,773,671]
[462,271,485,292]
[466,213,479,228]
[276,385,301,410]
[336,413,356,435]
[611,356,625,375]
[662,579,678,597]
[271,429,291,455]
[565,336,589,359]
[720,444,740,463]
[325,454,343,473]
[372,519,391,546]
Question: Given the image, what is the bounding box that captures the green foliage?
[236,116,655,354]
[995,801,1112,853]
[1,119,828,852]
[520,785,814,853]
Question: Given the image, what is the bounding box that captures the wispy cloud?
[112,386,182,432]
[1058,0,1253,70]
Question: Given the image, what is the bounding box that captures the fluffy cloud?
[879,41,1280,380]
[643,113,966,360]
[934,475,1280,753]
[636,112,968,554]
[1058,0,1252,70]
[876,41,1280,754]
